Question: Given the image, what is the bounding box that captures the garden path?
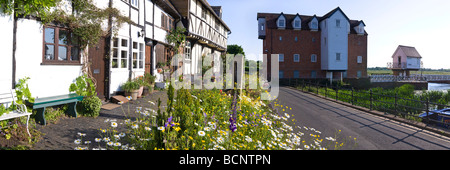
[31,91,168,150]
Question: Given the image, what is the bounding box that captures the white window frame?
[279,54,284,62]
[136,43,144,69]
[293,54,300,62]
[131,41,144,70]
[130,0,138,8]
[311,21,318,29]
[357,56,362,64]
[278,19,285,27]
[294,20,301,28]
[185,41,191,60]
[311,54,317,63]
[112,37,129,69]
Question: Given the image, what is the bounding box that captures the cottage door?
[88,37,106,99]
[145,45,152,74]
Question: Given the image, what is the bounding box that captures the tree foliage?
[227,44,245,56]
[0,0,56,17]
[41,0,133,49]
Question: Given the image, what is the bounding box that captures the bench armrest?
[16,104,29,114]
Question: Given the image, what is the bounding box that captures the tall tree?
[227,44,245,56]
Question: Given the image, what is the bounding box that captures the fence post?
[370,89,373,110]
[316,82,319,95]
[336,85,338,101]
[426,97,429,123]
[325,83,327,98]
[351,88,354,105]
[394,92,398,115]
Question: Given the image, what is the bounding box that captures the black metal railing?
[283,78,450,129]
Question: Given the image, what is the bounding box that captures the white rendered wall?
[321,10,349,71]
[15,19,82,98]
[0,11,14,93]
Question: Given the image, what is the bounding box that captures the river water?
[428,83,450,92]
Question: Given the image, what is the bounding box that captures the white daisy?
[198,130,206,136]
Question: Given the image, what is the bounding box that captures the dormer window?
[277,13,286,29]
[292,14,301,30]
[309,16,318,31]
[354,21,366,35]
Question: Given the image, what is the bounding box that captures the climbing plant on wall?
[40,0,133,87]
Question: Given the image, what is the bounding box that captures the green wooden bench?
[26,93,84,125]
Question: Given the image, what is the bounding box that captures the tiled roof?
[257,7,368,35]
[398,45,422,58]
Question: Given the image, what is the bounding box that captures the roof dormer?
[354,20,366,35]
[277,12,286,29]
[309,15,319,31]
[292,13,301,30]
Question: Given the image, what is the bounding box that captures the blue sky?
[208,0,450,69]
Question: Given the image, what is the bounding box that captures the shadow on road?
[279,87,450,150]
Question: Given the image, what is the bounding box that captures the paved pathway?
[276,87,450,150]
[31,91,168,150]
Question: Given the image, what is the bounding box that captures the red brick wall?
[264,28,324,78]
[347,34,368,78]
[263,28,367,79]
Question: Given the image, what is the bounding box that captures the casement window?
[43,26,80,65]
[184,41,191,60]
[311,71,317,78]
[278,54,284,62]
[111,38,128,69]
[161,12,174,31]
[130,0,138,8]
[293,54,300,62]
[132,42,144,70]
[336,19,341,27]
[201,7,207,20]
[357,56,363,63]
[215,19,220,30]
[336,53,341,61]
[311,21,318,29]
[311,54,317,63]
[279,36,282,41]
[293,71,299,78]
[278,19,285,27]
[294,20,301,28]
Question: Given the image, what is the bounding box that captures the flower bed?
[73,85,355,150]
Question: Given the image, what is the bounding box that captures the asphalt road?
[275,87,450,150]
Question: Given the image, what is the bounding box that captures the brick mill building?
[257,7,368,81]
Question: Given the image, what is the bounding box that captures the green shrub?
[79,96,102,117]
[69,74,97,97]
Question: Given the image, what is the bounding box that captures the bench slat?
[31,98,80,109]
[33,93,83,104]
[0,111,32,121]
